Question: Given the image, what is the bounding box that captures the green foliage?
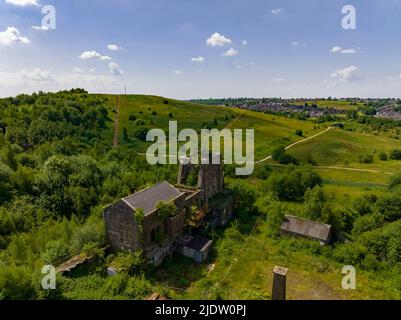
[133,126,149,141]
[390,149,401,160]
[265,166,322,201]
[156,201,177,220]
[271,146,299,165]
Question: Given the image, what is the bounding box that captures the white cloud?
[89,68,95,73]
[73,67,84,73]
[107,44,121,51]
[174,70,182,75]
[242,40,247,46]
[222,48,238,57]
[330,46,343,53]
[32,25,49,31]
[330,65,363,82]
[79,51,111,61]
[5,0,39,6]
[206,32,232,47]
[291,41,300,47]
[330,46,357,54]
[271,8,282,15]
[0,27,30,46]
[191,56,205,63]
[109,62,123,75]
[21,68,53,82]
[341,49,357,54]
[273,78,284,82]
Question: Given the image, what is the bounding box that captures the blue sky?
[1,0,401,98]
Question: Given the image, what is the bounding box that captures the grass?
[157,217,400,300]
[106,94,324,160]
[287,128,401,173]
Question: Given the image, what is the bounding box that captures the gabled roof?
[123,181,183,216]
[280,215,332,243]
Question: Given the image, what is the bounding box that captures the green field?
[287,128,401,173]
[107,94,324,160]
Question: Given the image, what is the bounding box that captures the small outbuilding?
[280,215,332,244]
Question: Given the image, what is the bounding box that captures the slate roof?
[280,215,332,243]
[123,181,183,216]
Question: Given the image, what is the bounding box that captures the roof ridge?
[285,214,331,228]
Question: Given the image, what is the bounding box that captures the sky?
[1,0,401,99]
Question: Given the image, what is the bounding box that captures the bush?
[133,126,149,141]
[379,152,388,161]
[128,115,137,121]
[358,154,373,164]
[390,149,401,160]
[295,129,303,137]
[271,146,298,165]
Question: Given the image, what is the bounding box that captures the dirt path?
[113,96,120,147]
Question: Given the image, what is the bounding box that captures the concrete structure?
[280,215,332,245]
[176,235,213,263]
[103,154,235,266]
[272,266,288,300]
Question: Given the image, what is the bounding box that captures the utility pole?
[124,84,127,95]
[272,266,288,300]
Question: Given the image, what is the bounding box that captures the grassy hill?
[106,94,323,159]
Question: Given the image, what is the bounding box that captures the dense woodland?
[1,90,401,299]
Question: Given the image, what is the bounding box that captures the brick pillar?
[272,266,288,300]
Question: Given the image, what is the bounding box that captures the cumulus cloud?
[0,27,30,46]
[107,44,121,51]
[73,67,84,73]
[273,78,284,82]
[206,32,231,47]
[79,51,111,61]
[291,41,300,47]
[109,62,123,75]
[271,8,282,15]
[242,40,247,46]
[222,48,238,57]
[330,46,357,54]
[5,0,39,6]
[21,68,53,82]
[191,56,205,63]
[174,70,182,75]
[330,65,363,82]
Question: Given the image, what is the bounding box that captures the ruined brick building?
[103,154,235,266]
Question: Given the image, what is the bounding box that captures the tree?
[133,126,149,141]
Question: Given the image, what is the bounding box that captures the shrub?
[128,115,137,121]
[271,146,298,165]
[390,149,401,160]
[379,152,388,161]
[295,129,303,137]
[133,126,149,141]
[358,154,373,164]
[151,111,157,116]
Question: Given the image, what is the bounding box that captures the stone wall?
[103,200,139,252]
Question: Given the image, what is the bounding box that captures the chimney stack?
[272,266,288,300]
